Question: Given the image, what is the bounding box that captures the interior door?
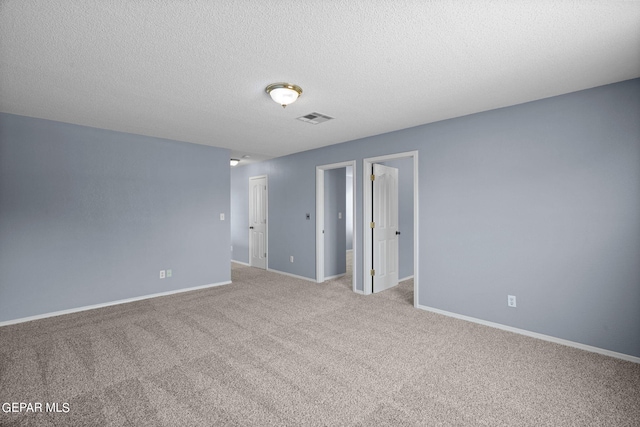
[372,163,399,293]
[249,176,267,269]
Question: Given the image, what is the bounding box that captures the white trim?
[417,304,640,364]
[231,260,250,266]
[363,151,419,304]
[267,268,317,283]
[324,273,346,281]
[316,167,324,282]
[0,280,232,327]
[316,160,357,293]
[399,275,414,282]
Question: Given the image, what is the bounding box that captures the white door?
[372,164,399,293]
[249,176,267,269]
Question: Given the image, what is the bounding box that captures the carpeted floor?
[1,261,639,426]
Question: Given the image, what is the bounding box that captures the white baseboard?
[417,304,640,364]
[231,260,250,266]
[267,268,317,283]
[324,273,346,281]
[0,280,232,327]
[399,275,414,282]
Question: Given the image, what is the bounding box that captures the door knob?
[396,231,401,235]
[250,226,254,229]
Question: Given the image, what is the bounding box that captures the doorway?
[363,151,418,306]
[249,175,267,269]
[316,160,357,292]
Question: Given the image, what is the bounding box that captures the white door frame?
[249,175,268,269]
[363,151,419,307]
[316,160,357,292]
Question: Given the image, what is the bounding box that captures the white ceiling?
[2,1,639,164]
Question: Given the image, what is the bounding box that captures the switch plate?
[290,256,294,263]
[338,212,342,219]
[159,270,166,279]
[508,295,516,307]
[220,213,225,220]
[166,269,172,278]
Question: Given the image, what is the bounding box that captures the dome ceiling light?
[265,83,302,108]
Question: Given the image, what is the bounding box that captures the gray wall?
[231,156,320,277]
[324,168,346,278]
[231,79,640,357]
[230,167,250,263]
[380,157,414,281]
[346,166,353,251]
[0,113,231,322]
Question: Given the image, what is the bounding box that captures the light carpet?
[1,262,639,426]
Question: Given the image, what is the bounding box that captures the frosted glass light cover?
[269,87,300,106]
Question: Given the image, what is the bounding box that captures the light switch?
[220,213,225,220]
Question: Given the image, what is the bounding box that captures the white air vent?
[297,112,334,125]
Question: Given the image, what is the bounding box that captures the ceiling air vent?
[297,112,334,125]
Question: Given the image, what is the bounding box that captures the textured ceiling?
[1,1,639,164]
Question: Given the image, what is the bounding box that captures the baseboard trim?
[0,280,232,327]
[267,268,316,283]
[399,275,414,282]
[417,304,640,364]
[324,273,346,281]
[231,260,250,266]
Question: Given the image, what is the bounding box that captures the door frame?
[363,151,419,307]
[316,160,357,292]
[249,175,268,269]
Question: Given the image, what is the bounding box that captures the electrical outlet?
[159,270,166,279]
[338,212,342,219]
[508,295,516,308]
[166,269,172,278]
[290,256,294,263]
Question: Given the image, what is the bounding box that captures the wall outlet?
[166,269,172,278]
[290,256,294,263]
[508,295,516,308]
[159,270,166,279]
[338,212,342,219]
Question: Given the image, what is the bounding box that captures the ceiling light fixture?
[230,159,240,166]
[265,83,302,108]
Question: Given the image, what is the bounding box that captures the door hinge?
[370,222,375,228]
[370,174,376,181]
[370,269,375,276]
